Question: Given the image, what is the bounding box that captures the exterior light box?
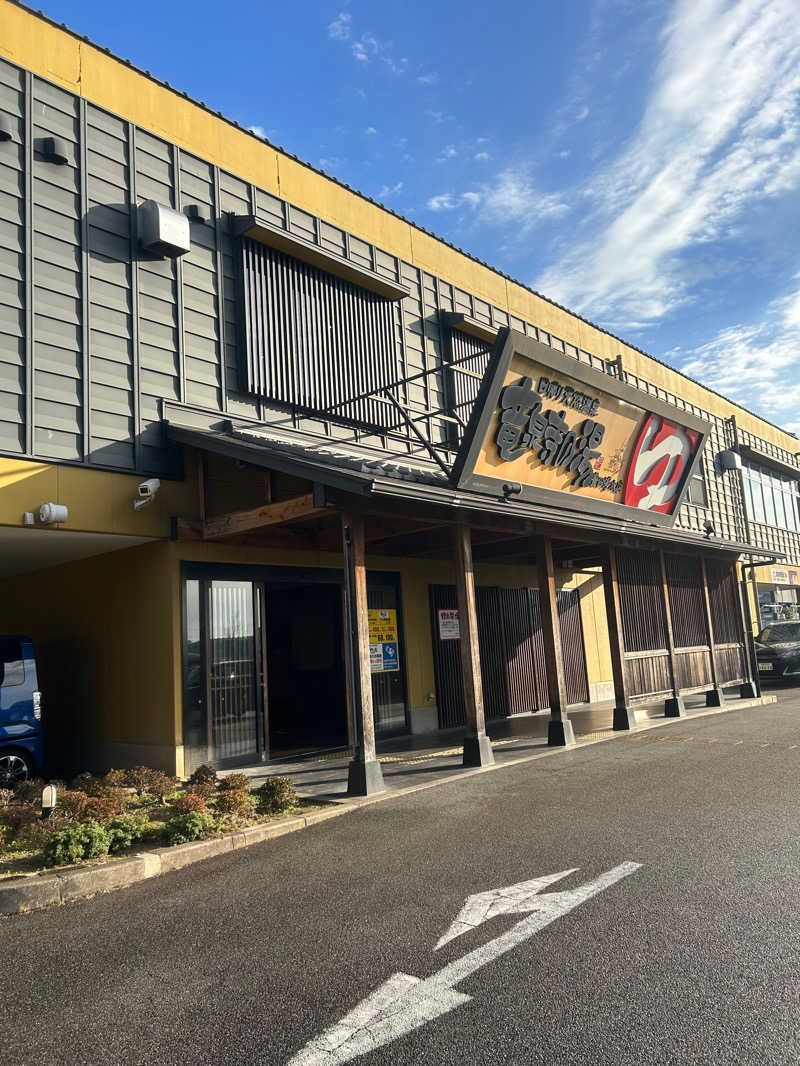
[451,329,710,529]
[138,200,191,258]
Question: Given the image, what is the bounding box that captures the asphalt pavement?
[4,692,800,1066]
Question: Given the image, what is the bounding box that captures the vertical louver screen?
[449,328,492,432]
[240,238,398,428]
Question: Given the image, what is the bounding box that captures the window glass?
[688,472,707,507]
[750,477,766,524]
[0,637,24,687]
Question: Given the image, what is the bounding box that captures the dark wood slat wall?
[429,583,589,729]
[616,548,750,700]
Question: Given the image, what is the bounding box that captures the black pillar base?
[664,695,687,717]
[612,704,636,731]
[462,732,495,767]
[705,686,726,708]
[548,718,576,747]
[739,681,758,699]
[347,758,385,797]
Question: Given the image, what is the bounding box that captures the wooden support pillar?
[659,549,686,717]
[700,556,726,708]
[342,511,385,796]
[602,546,636,731]
[535,534,576,747]
[453,523,494,767]
[737,561,760,700]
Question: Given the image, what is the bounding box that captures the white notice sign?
[438,608,460,641]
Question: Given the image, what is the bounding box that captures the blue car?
[0,636,43,787]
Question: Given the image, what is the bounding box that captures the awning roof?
[164,414,781,559]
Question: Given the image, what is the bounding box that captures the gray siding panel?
[0,59,25,452]
[31,75,82,461]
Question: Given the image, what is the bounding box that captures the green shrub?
[161,812,218,846]
[187,764,218,789]
[168,792,206,815]
[255,776,297,815]
[42,820,111,867]
[106,813,151,853]
[219,773,251,792]
[215,788,255,821]
[126,766,179,799]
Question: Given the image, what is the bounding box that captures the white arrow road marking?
[287,861,642,1066]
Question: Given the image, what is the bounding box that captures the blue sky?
[41,0,800,432]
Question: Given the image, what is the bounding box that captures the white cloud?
[365,126,377,135]
[537,0,800,327]
[417,73,438,85]
[676,277,800,433]
[249,125,266,139]
[437,144,458,162]
[378,181,404,199]
[425,169,569,229]
[327,12,351,40]
[427,193,458,211]
[474,151,490,162]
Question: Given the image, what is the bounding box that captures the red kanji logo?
[623,415,700,514]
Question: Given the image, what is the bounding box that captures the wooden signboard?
[451,330,710,529]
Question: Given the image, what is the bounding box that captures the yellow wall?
[0,455,197,537]
[0,540,180,773]
[0,0,795,453]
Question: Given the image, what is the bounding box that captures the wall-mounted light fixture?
[184,203,210,225]
[37,135,70,164]
[38,502,68,524]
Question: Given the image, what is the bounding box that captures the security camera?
[133,478,161,510]
[137,478,161,498]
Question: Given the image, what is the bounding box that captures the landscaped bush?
[188,780,217,798]
[214,788,255,821]
[255,776,297,815]
[71,770,131,798]
[106,813,151,853]
[0,802,38,843]
[218,773,251,792]
[187,764,218,789]
[84,790,129,822]
[168,792,206,815]
[12,777,44,804]
[126,767,178,800]
[42,820,111,866]
[0,788,14,807]
[160,812,218,846]
[54,789,90,822]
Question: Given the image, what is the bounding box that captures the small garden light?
[41,784,57,819]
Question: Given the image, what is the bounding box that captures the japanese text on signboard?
[495,375,623,494]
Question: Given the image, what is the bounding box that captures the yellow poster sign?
[368,608,400,673]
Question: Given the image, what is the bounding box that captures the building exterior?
[0,1,796,787]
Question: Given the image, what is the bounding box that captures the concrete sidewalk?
[229,691,775,801]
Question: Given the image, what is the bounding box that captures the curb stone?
[0,693,778,916]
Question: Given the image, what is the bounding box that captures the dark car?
[755,622,800,681]
[0,635,43,786]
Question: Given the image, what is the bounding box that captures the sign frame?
[450,329,710,530]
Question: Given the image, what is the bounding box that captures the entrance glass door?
[207,580,265,762]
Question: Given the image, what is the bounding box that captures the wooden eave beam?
[175,493,332,541]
